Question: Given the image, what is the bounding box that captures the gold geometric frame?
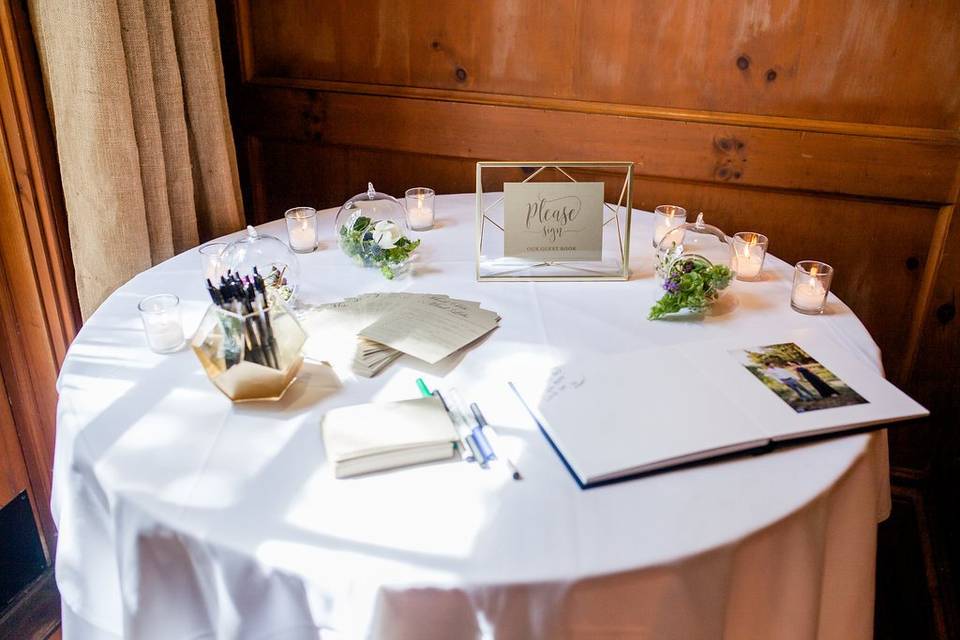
[475,161,633,281]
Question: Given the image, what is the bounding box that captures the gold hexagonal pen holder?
[192,302,307,402]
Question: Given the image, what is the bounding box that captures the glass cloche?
[219,225,300,304]
[335,182,419,279]
[655,212,736,283]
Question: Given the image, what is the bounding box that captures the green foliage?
[648,257,732,320]
[338,216,420,280]
[744,343,815,368]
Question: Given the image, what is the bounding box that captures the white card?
[503,182,604,261]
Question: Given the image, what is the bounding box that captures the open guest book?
[511,330,928,488]
[321,396,460,478]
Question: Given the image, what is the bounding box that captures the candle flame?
[810,264,819,276]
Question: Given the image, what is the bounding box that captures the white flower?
[372,220,401,249]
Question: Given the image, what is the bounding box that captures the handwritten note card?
[359,298,500,365]
[503,182,604,261]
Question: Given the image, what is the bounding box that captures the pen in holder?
[192,270,307,401]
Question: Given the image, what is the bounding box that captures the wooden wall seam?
[246,76,960,146]
[901,204,955,385]
[235,86,960,205]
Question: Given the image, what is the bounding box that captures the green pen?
[416,377,431,398]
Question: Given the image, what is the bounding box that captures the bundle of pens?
[192,268,308,402]
[206,268,281,369]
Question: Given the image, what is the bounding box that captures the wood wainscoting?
[0,0,79,559]
[216,0,960,629]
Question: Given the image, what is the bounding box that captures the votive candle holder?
[791,260,833,315]
[198,242,227,282]
[138,294,185,353]
[732,232,768,281]
[653,204,687,248]
[285,207,319,253]
[405,187,436,231]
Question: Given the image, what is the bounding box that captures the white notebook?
[321,396,459,478]
[512,330,928,488]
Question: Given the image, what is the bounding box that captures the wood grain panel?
[247,0,960,129]
[0,370,29,508]
[236,86,960,204]
[0,0,79,554]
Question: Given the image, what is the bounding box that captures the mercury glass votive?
[284,207,319,253]
[198,242,227,282]
[405,187,435,231]
[653,204,687,247]
[732,232,769,281]
[138,294,185,353]
[791,260,833,315]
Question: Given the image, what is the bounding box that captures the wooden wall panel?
[247,0,960,129]
[236,86,960,203]
[0,0,79,555]
[0,371,29,508]
[219,0,960,484]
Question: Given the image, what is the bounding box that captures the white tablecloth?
[54,194,890,640]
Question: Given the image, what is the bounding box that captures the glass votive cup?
[405,187,436,231]
[791,261,833,315]
[198,242,227,282]
[653,204,687,247]
[732,232,769,281]
[138,294,185,353]
[284,207,319,253]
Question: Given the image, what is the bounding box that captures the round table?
[54,194,889,640]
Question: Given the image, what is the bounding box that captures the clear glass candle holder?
[791,260,833,315]
[138,294,185,353]
[199,242,227,282]
[405,187,435,231]
[732,232,769,281]
[284,207,319,253]
[652,204,687,247]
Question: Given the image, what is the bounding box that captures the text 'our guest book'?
[511,330,928,488]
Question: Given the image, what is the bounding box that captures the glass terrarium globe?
[219,225,300,304]
[655,212,737,284]
[335,182,413,277]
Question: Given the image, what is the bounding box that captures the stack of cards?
[302,293,500,376]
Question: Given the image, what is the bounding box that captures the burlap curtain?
[29,0,244,318]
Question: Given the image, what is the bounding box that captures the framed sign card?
[503,182,604,262]
[476,162,632,281]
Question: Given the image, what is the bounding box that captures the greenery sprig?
[338,216,420,279]
[648,255,732,320]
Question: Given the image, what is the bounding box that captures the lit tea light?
[138,294,184,353]
[733,232,768,280]
[284,207,319,253]
[653,204,688,248]
[405,187,435,231]
[791,260,833,314]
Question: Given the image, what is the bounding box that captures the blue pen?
[446,388,494,466]
[471,402,522,480]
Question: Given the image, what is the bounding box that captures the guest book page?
[503,182,604,261]
[515,329,928,487]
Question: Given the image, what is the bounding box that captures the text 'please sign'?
[503,182,603,262]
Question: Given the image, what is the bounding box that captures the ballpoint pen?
[471,402,522,480]
[423,386,478,463]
